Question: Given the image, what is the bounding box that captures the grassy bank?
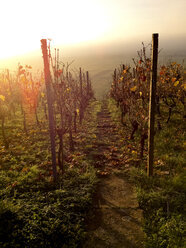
[0,100,100,248]
[108,98,186,248]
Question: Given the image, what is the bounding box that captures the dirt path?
[83,100,144,248]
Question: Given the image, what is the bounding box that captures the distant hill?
[0,39,186,98]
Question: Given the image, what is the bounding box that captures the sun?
[0,0,110,60]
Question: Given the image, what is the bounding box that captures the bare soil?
[83,100,144,248]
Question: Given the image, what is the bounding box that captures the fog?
[0,35,186,98]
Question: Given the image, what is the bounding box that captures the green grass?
[0,100,100,248]
[0,168,97,248]
[108,97,186,248]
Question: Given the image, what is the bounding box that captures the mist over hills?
[0,36,186,98]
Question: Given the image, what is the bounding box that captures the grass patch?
[108,97,186,248]
[0,100,100,248]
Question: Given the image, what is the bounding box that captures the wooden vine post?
[86,71,89,95]
[79,67,83,124]
[147,33,159,177]
[41,39,57,182]
[114,69,117,94]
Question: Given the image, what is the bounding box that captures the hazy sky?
[0,0,186,59]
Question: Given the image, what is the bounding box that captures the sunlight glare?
[0,0,110,59]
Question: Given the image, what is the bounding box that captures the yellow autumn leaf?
[41,77,45,83]
[139,91,142,96]
[20,76,27,84]
[76,109,79,115]
[41,92,45,98]
[174,81,179,87]
[0,95,5,101]
[119,77,123,83]
[130,86,137,92]
[171,62,176,66]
